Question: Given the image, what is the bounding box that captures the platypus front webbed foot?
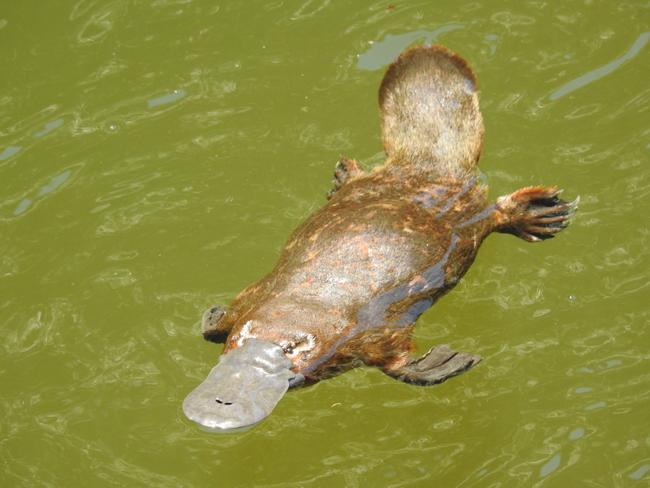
[495,186,579,242]
[326,157,364,199]
[383,345,481,386]
[202,305,231,343]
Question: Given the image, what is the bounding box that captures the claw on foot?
[327,157,363,199]
[202,305,230,343]
[496,186,578,242]
[383,344,481,386]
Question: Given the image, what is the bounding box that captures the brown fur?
[202,45,575,386]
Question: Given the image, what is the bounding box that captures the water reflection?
[357,25,464,70]
[0,145,21,161]
[539,452,561,478]
[147,89,187,108]
[12,169,73,216]
[549,32,650,101]
[628,464,650,481]
[33,118,64,138]
[568,427,584,441]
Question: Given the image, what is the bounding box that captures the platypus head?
[182,339,303,432]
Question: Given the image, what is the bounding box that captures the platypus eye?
[280,333,316,357]
[280,341,296,354]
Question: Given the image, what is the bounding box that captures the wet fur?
[202,45,576,386]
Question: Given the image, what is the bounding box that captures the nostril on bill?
[215,397,233,406]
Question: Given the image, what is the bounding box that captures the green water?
[1,1,648,486]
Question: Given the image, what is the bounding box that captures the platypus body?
[183,45,577,432]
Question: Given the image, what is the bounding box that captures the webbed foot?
[327,157,364,199]
[495,186,578,242]
[202,305,231,343]
[383,344,480,386]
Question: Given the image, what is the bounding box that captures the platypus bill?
[183,45,577,432]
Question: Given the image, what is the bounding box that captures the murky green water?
[1,1,649,486]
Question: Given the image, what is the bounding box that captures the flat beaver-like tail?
[379,45,484,178]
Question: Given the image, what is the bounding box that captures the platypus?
[183,45,577,432]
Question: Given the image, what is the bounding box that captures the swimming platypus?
[183,45,577,432]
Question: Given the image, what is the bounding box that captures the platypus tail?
[379,45,484,178]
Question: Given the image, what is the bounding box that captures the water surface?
[1,1,649,486]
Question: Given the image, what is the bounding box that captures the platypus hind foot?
[327,157,364,199]
[495,186,579,242]
[383,344,481,386]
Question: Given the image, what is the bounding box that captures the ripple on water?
[33,118,64,138]
[628,463,650,481]
[0,254,19,278]
[94,174,165,205]
[8,167,75,218]
[356,25,464,71]
[95,193,188,234]
[2,298,83,357]
[80,58,129,86]
[539,452,561,478]
[1,103,63,155]
[584,401,607,412]
[568,427,585,441]
[549,32,650,101]
[568,354,642,377]
[147,89,187,109]
[0,145,21,161]
[564,103,602,120]
[93,267,138,289]
[491,11,536,29]
[73,0,126,44]
[574,386,593,394]
[290,0,332,21]
[68,69,198,136]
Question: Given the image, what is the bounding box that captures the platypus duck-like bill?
[182,339,303,432]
